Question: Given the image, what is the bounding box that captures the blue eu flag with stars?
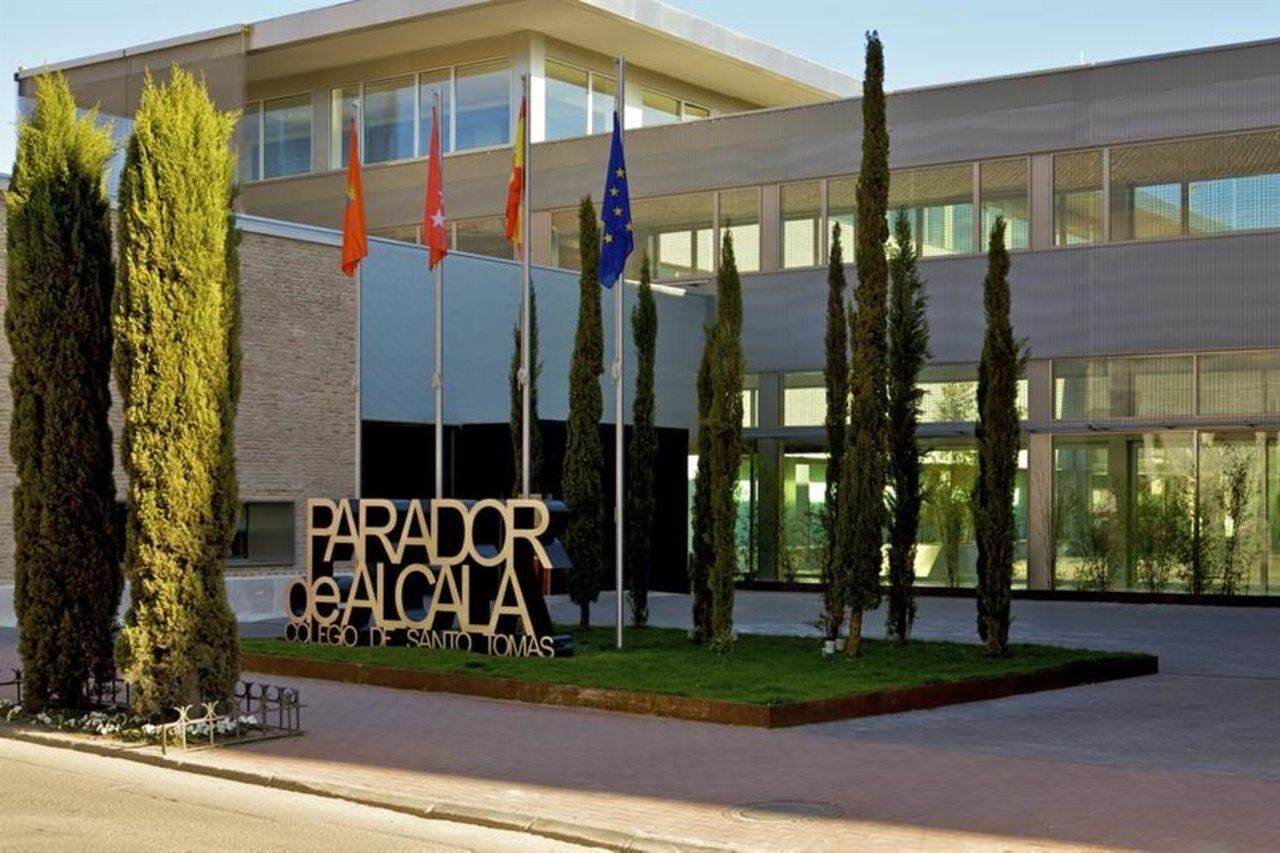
[599,111,633,289]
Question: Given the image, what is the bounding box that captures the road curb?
[0,726,728,852]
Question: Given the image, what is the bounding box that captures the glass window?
[590,74,616,135]
[239,102,261,182]
[1054,356,1195,420]
[456,60,511,151]
[545,59,589,140]
[262,94,312,179]
[370,224,420,243]
[1110,130,1280,241]
[720,187,760,273]
[980,158,1029,250]
[629,192,714,281]
[1199,350,1280,416]
[780,449,830,580]
[682,102,710,122]
[330,85,358,169]
[743,374,760,428]
[418,69,452,155]
[919,365,1028,422]
[828,177,856,258]
[455,216,512,259]
[231,502,295,564]
[1054,150,1103,245]
[783,372,824,427]
[364,76,415,164]
[550,207,582,271]
[781,182,822,269]
[641,89,679,127]
[890,164,973,257]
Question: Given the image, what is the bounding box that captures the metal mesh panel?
[890,164,974,257]
[720,187,761,272]
[980,158,1029,249]
[828,176,857,254]
[1199,350,1280,415]
[1054,355,1195,420]
[1110,129,1280,241]
[1054,150,1103,245]
[782,372,824,427]
[629,191,714,281]
[780,181,821,269]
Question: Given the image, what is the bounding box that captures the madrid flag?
[422,103,447,269]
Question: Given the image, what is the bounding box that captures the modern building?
[2,0,1278,622]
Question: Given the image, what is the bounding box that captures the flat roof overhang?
[17,0,856,108]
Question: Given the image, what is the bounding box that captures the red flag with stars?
[340,116,368,277]
[422,103,447,270]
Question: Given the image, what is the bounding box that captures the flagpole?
[613,56,626,651]
[433,91,445,500]
[353,100,363,500]
[520,73,532,498]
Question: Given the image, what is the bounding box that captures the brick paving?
[4,594,1279,850]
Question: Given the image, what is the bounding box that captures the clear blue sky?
[3,0,1278,169]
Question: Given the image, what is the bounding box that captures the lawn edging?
[242,650,1158,728]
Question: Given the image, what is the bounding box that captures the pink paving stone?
[2,643,1277,850]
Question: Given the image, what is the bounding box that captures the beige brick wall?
[0,202,356,584]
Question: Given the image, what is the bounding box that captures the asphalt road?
[0,738,595,852]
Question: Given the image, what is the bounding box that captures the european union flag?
[598,111,633,289]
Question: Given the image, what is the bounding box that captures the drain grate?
[726,801,844,823]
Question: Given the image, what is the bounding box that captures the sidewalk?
[4,595,1279,850]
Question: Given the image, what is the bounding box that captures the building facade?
[4,0,1278,614]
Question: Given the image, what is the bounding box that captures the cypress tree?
[562,197,604,626]
[885,210,929,644]
[6,73,119,710]
[841,31,891,657]
[708,229,744,651]
[689,327,715,644]
[114,68,241,714]
[973,216,1024,656]
[509,286,543,496]
[820,223,849,641]
[626,256,658,627]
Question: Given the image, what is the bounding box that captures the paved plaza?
[3,593,1278,850]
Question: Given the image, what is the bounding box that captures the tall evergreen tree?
[885,210,929,644]
[840,31,891,657]
[973,216,1024,656]
[708,229,744,651]
[114,68,241,714]
[689,326,715,644]
[820,223,849,641]
[6,73,120,711]
[626,256,658,627]
[509,286,543,496]
[562,197,604,626]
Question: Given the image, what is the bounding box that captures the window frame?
[228,500,296,566]
[544,57,617,140]
[241,90,315,183]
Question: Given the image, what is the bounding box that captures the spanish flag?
[504,97,526,249]
[341,116,368,277]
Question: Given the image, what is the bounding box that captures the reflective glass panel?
[641,89,679,126]
[456,60,511,150]
[980,158,1029,249]
[263,94,311,178]
[720,187,760,273]
[545,59,588,140]
[418,69,452,155]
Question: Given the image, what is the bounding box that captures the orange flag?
[341,116,368,277]
[504,97,526,249]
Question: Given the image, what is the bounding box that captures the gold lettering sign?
[285,499,568,658]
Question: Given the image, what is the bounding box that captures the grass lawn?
[243,627,1143,706]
